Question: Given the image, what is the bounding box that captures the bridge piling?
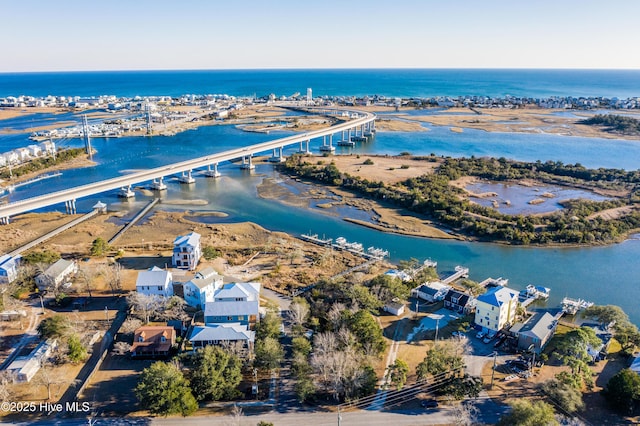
[204,163,221,178]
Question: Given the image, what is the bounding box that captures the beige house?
[474,286,519,333]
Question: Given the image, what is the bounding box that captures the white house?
[172,232,201,271]
[13,148,31,163]
[3,151,19,165]
[474,286,519,333]
[183,267,223,309]
[135,266,173,298]
[411,282,451,302]
[27,144,42,157]
[8,339,57,383]
[0,254,20,284]
[35,259,77,291]
[38,140,56,155]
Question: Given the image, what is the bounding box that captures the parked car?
[476,331,486,339]
[421,399,439,408]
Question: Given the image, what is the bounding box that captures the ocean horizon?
[1,68,640,99]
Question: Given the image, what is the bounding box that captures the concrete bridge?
[0,108,376,223]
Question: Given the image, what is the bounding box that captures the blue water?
[1,69,640,99]
[2,69,640,323]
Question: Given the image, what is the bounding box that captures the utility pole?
[338,406,342,426]
[434,318,440,342]
[490,351,498,389]
[104,306,109,327]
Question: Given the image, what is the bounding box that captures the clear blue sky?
[2,0,639,72]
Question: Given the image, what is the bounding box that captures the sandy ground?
[0,107,69,121]
[329,154,441,184]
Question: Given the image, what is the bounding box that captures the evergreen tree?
[135,361,198,417]
[189,346,242,401]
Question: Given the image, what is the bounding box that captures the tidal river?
[3,122,640,323]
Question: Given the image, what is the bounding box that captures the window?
[158,286,162,291]
[161,336,166,342]
[138,336,144,342]
[238,316,244,320]
[227,316,233,321]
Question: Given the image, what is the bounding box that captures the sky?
[2,0,640,72]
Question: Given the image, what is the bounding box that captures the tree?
[127,292,162,324]
[189,346,242,401]
[388,359,409,390]
[417,343,464,381]
[0,371,14,404]
[135,361,198,417]
[604,368,640,413]
[255,336,284,371]
[540,378,584,413]
[438,374,482,400]
[346,284,383,312]
[255,311,282,340]
[101,262,122,297]
[553,326,602,389]
[583,305,629,330]
[498,399,558,426]
[67,334,88,363]
[112,341,131,356]
[202,246,220,260]
[368,274,409,304]
[37,314,69,339]
[90,237,110,256]
[451,400,479,426]
[22,250,60,265]
[75,265,97,298]
[289,297,310,328]
[346,310,386,356]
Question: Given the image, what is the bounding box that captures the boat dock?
[561,297,594,315]
[300,232,332,246]
[299,232,388,260]
[108,198,160,244]
[441,266,469,284]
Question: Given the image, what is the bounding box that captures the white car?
[476,331,485,339]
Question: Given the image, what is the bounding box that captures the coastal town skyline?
[3,0,640,72]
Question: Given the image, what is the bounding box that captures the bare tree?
[126,292,162,324]
[111,342,131,356]
[226,404,244,426]
[0,371,15,404]
[327,302,346,331]
[76,265,97,298]
[120,317,143,334]
[289,298,310,327]
[289,244,304,265]
[102,262,123,297]
[451,400,479,426]
[34,362,64,400]
[159,296,190,323]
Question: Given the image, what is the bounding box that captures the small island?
[278,153,640,245]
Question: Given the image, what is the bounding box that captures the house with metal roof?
[35,258,77,291]
[189,323,255,351]
[509,310,559,354]
[172,232,201,271]
[183,267,223,309]
[135,266,173,298]
[474,286,519,333]
[0,254,20,284]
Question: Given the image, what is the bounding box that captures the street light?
[104,306,109,327]
[37,294,45,315]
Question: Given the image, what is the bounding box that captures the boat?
[520,284,550,300]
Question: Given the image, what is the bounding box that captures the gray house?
[510,311,559,354]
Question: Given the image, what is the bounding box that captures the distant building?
[35,259,77,291]
[135,266,173,298]
[509,311,559,354]
[183,267,222,309]
[172,232,201,271]
[130,326,176,358]
[0,254,20,284]
[474,286,519,332]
